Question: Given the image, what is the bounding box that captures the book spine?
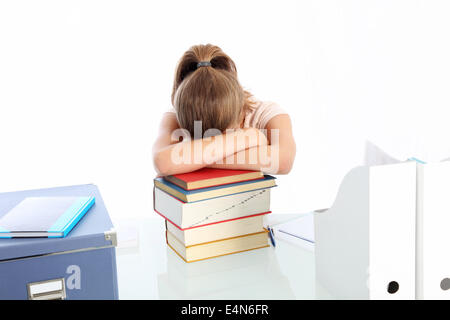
[155,209,271,231]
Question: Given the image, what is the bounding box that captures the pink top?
[242,99,287,129]
[167,98,287,129]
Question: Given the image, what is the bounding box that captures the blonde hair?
[171,44,254,137]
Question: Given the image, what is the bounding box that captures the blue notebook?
[0,196,95,238]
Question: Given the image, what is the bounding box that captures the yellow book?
[166,229,269,263]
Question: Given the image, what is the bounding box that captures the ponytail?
[171,44,254,137]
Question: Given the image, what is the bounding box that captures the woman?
[153,44,296,176]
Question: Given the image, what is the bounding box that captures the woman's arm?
[209,114,296,174]
[152,113,268,176]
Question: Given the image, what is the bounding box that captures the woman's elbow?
[276,158,294,174]
[153,152,172,176]
[274,149,296,174]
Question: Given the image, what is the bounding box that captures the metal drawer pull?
[27,278,66,300]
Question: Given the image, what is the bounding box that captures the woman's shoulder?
[165,106,176,114]
[244,97,288,129]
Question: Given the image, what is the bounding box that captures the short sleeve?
[244,100,288,129]
[166,107,176,114]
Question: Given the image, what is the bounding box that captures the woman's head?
[172,44,253,137]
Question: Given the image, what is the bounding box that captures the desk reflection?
[158,246,295,299]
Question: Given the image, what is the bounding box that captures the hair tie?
[197,61,212,68]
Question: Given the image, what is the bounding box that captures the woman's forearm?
[208,143,294,174]
[153,128,267,176]
[208,145,277,174]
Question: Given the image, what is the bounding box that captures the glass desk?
[115,214,332,299]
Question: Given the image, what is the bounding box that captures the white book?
[154,187,271,230]
[273,213,315,252]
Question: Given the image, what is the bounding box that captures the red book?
[163,168,264,190]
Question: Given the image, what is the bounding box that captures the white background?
[1,0,450,221]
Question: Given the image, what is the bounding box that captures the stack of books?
[154,168,276,263]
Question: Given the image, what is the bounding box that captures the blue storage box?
[0,184,119,300]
